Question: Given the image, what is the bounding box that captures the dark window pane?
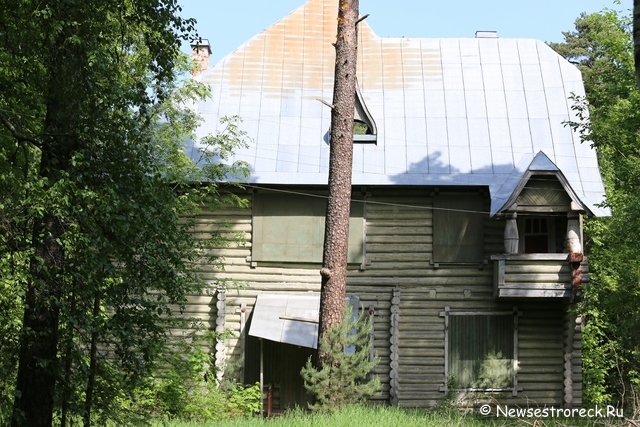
[524,235,548,253]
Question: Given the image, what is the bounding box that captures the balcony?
[491,254,587,298]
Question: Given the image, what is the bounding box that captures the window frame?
[517,216,558,254]
[439,306,521,396]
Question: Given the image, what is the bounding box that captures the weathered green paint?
[433,194,485,263]
[182,188,583,408]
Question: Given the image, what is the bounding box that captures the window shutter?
[433,194,485,263]
[252,193,364,263]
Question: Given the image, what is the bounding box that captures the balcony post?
[504,212,519,254]
[566,213,582,254]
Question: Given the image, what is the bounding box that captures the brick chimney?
[191,39,211,77]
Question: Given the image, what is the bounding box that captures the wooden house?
[183,0,609,410]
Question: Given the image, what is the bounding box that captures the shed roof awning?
[248,294,320,349]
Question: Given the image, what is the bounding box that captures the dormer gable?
[495,152,591,216]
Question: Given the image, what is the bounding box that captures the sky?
[179,0,632,65]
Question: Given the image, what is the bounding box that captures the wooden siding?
[186,187,582,408]
[516,177,572,212]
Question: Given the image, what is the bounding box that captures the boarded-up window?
[433,194,485,263]
[448,314,515,390]
[252,193,364,263]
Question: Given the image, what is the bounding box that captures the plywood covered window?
[252,192,364,263]
[441,307,520,393]
[433,194,485,263]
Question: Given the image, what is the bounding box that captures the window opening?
[440,306,520,395]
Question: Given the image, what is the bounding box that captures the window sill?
[353,134,377,143]
[440,385,523,396]
[491,253,570,261]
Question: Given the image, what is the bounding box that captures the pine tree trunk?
[319,0,360,361]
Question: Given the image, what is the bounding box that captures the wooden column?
[504,212,519,254]
[235,303,247,384]
[389,288,400,405]
[567,213,583,291]
[563,307,574,408]
[566,213,582,254]
[215,288,227,383]
[572,316,584,407]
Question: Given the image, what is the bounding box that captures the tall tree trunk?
[319,0,360,360]
[12,214,64,427]
[12,31,77,427]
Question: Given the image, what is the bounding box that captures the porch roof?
[248,294,320,349]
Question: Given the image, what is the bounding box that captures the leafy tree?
[0,1,248,426]
[550,8,640,413]
[301,305,380,411]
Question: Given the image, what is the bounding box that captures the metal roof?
[187,0,609,217]
[249,294,320,349]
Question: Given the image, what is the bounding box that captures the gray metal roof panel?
[190,0,609,216]
[248,293,320,349]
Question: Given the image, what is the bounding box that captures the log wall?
[184,187,581,408]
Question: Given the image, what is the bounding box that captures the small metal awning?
[248,294,320,349]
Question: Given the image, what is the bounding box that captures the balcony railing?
[491,254,587,298]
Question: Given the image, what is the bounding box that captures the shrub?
[300,305,380,411]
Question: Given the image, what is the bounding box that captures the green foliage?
[225,383,261,417]
[0,252,23,426]
[132,371,259,422]
[472,351,511,390]
[551,6,640,415]
[150,404,621,427]
[300,306,380,411]
[0,0,250,423]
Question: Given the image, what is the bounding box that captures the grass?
[152,404,629,427]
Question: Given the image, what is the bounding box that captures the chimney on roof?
[191,39,211,77]
[475,31,498,38]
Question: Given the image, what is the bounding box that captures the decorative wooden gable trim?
[516,175,572,212]
[499,171,589,215]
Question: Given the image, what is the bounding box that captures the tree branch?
[355,14,369,25]
[0,109,43,148]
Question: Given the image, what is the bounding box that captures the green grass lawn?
[153,404,626,427]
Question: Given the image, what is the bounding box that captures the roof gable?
[491,151,606,216]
